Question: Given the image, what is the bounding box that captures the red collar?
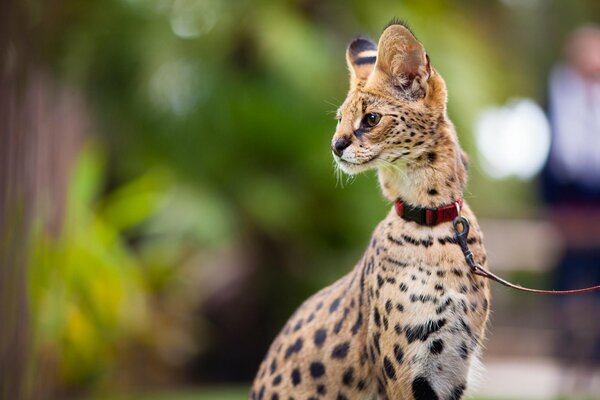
[395,198,463,226]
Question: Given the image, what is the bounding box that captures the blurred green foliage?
[29,144,229,388]
[25,0,599,393]
[30,144,151,385]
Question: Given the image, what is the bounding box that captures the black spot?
[401,234,433,248]
[291,368,301,386]
[383,356,396,379]
[430,339,444,355]
[387,233,403,245]
[333,307,350,334]
[405,318,447,343]
[293,319,303,332]
[357,380,366,390]
[314,329,327,347]
[450,384,466,400]
[316,384,326,395]
[373,307,381,327]
[459,341,469,359]
[342,367,354,386]
[393,343,404,364]
[385,300,393,314]
[373,332,381,354]
[331,342,350,359]
[460,300,468,314]
[412,376,439,400]
[377,377,385,393]
[410,294,437,304]
[428,188,439,196]
[460,319,473,338]
[258,385,265,400]
[270,359,277,374]
[271,394,279,400]
[336,394,349,400]
[351,312,363,335]
[399,283,408,292]
[396,303,404,312]
[427,152,437,163]
[284,338,303,359]
[272,374,282,386]
[310,362,326,378]
[330,297,341,313]
[385,256,408,267]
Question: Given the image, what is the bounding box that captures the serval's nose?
[332,137,351,157]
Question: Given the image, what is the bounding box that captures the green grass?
[102,386,249,400]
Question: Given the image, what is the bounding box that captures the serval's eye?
[362,112,381,128]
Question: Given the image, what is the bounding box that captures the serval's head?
[331,21,467,206]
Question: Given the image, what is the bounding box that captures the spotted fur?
[251,22,490,400]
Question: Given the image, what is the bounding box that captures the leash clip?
[452,214,600,295]
[453,216,479,273]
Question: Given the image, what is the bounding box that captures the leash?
[394,196,600,294]
[453,216,600,295]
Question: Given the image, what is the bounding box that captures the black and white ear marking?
[348,37,377,64]
[346,37,377,87]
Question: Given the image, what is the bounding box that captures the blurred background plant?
[1,0,599,399]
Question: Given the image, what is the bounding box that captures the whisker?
[323,98,341,109]
[333,159,344,188]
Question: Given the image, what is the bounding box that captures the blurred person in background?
[541,25,600,395]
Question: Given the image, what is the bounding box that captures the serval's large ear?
[346,36,377,89]
[374,23,431,99]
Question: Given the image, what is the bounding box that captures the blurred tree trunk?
[0,2,33,398]
[0,1,87,398]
